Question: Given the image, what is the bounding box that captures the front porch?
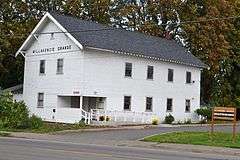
[55,95,106,124]
[51,95,155,125]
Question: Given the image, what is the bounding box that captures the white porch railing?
[81,108,91,124]
[90,109,156,124]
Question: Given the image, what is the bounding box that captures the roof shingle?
[51,13,206,68]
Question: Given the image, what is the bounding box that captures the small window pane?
[147,66,154,79]
[185,99,191,112]
[124,96,131,110]
[37,93,44,107]
[167,98,173,112]
[186,71,191,83]
[125,63,132,77]
[39,60,45,74]
[57,59,64,74]
[146,97,153,111]
[168,69,174,82]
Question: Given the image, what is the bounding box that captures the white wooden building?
[15,12,206,124]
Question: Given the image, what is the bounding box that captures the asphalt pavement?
[0,137,239,160]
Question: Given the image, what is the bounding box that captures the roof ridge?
[50,12,179,44]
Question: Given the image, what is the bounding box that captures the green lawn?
[143,131,240,148]
[0,122,89,134]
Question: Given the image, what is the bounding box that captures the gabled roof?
[17,12,207,68]
[51,13,206,68]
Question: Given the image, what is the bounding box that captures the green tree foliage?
[0,92,29,128]
[0,92,43,129]
[0,0,240,106]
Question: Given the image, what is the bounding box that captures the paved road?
[54,125,240,145]
[0,137,238,160]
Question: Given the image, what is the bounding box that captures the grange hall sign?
[32,45,72,54]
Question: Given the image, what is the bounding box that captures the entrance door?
[70,96,80,108]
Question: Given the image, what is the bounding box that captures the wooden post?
[211,108,214,139]
[233,108,237,143]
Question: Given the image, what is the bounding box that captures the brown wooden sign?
[211,107,237,142]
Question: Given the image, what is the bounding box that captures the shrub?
[195,107,212,121]
[74,120,86,128]
[29,115,43,129]
[177,120,182,125]
[184,119,192,124]
[235,97,240,107]
[164,114,175,124]
[0,92,30,129]
[99,116,105,121]
[106,116,110,121]
[151,116,159,125]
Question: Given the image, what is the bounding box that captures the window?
[125,62,132,77]
[57,59,64,74]
[146,97,153,111]
[168,69,174,82]
[166,98,173,112]
[186,71,192,84]
[185,99,191,112]
[37,93,44,107]
[124,96,131,110]
[147,65,154,80]
[39,60,45,74]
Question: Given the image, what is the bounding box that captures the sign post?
[211,107,237,142]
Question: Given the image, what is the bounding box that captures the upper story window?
[57,58,64,74]
[147,65,154,80]
[124,96,131,110]
[146,97,153,111]
[39,60,45,74]
[166,98,173,112]
[168,69,174,82]
[125,62,132,77]
[185,99,191,112]
[186,71,192,84]
[37,93,44,108]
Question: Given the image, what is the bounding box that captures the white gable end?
[26,19,80,57]
[16,12,83,57]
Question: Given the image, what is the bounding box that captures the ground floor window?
[166,98,173,112]
[124,96,131,110]
[185,99,191,112]
[37,93,44,107]
[146,97,153,111]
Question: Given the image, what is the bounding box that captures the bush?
[235,97,240,107]
[184,119,192,124]
[106,116,110,121]
[29,115,43,129]
[164,114,175,124]
[74,120,86,128]
[151,116,159,125]
[99,116,105,121]
[195,107,212,121]
[0,92,30,129]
